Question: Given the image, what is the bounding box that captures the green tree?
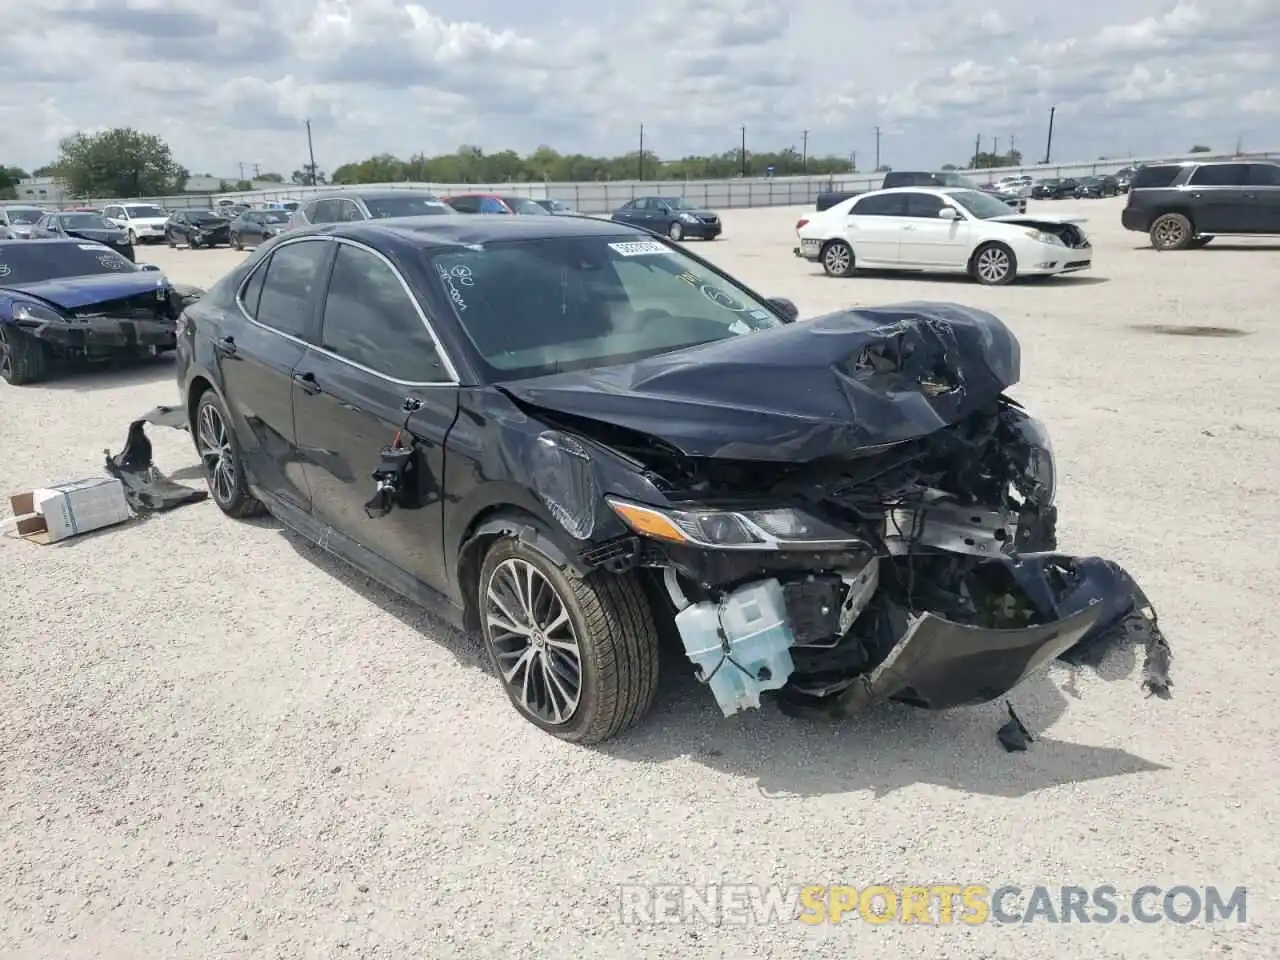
[291,164,325,185]
[0,165,28,195]
[54,128,180,197]
[258,172,285,183]
[1189,144,1211,153]
[967,148,1023,169]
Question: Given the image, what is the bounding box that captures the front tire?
[192,390,265,518]
[230,232,243,251]
[972,242,1017,285]
[821,239,855,277]
[127,229,138,246]
[667,221,683,241]
[478,537,660,744]
[1150,213,1193,251]
[0,325,48,385]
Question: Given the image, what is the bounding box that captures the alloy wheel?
[195,402,237,505]
[484,558,584,725]
[1155,219,1185,249]
[823,242,852,275]
[976,246,1011,283]
[0,327,11,381]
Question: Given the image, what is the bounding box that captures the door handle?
[215,335,236,356]
[902,225,917,231]
[292,371,322,395]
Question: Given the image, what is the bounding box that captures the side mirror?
[937,207,958,220]
[767,297,799,322]
[140,263,161,272]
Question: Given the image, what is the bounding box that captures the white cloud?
[1,0,1277,177]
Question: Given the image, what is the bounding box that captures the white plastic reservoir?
[673,578,797,717]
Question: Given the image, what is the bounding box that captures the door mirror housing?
[767,297,799,322]
[140,263,161,272]
[937,207,959,220]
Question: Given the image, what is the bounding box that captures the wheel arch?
[1152,206,1196,230]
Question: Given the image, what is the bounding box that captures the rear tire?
[0,325,49,385]
[192,389,266,518]
[971,242,1017,285]
[820,239,855,277]
[478,537,660,744]
[1150,213,1193,251]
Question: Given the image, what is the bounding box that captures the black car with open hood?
[146,214,1170,745]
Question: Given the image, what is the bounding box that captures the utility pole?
[801,130,808,170]
[638,124,644,180]
[1009,135,1016,162]
[993,137,999,159]
[253,162,261,178]
[849,150,857,171]
[238,161,245,181]
[1043,106,1056,164]
[304,118,318,186]
[874,126,882,169]
[974,133,982,168]
[740,126,747,177]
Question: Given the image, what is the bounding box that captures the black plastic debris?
[105,420,208,515]
[997,701,1034,752]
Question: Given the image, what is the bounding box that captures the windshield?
[508,197,550,215]
[60,214,114,230]
[5,209,44,225]
[940,173,979,189]
[0,242,139,284]
[123,205,166,219]
[949,190,1021,219]
[427,236,785,381]
[363,195,449,218]
[661,197,695,210]
[190,211,223,222]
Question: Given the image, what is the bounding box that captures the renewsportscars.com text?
[618,883,1248,926]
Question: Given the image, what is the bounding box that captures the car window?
[310,199,340,224]
[903,193,946,218]
[506,197,548,215]
[478,197,508,214]
[239,259,268,316]
[301,200,320,222]
[363,195,451,218]
[852,193,907,216]
[252,239,329,338]
[1249,164,1280,186]
[1130,165,1182,189]
[335,200,363,222]
[0,241,139,283]
[632,199,650,211]
[319,244,448,382]
[1189,164,1250,187]
[447,196,479,213]
[426,236,784,380]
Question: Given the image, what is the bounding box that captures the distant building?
[15,176,69,204]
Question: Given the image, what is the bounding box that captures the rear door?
[897,192,970,267]
[1186,163,1253,233]
[219,237,334,511]
[292,239,459,593]
[845,192,908,263]
[1245,163,1280,233]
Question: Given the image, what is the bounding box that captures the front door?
[897,192,971,267]
[217,237,333,510]
[292,239,459,593]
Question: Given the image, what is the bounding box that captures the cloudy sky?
[3,0,1279,177]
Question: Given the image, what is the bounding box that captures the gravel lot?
[3,197,1278,959]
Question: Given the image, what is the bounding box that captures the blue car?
[0,239,205,385]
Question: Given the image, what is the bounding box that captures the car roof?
[314,189,441,201]
[288,213,645,250]
[853,186,974,198]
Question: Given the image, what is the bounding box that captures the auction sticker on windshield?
[609,240,667,257]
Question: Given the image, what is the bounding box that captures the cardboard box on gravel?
[6,478,132,544]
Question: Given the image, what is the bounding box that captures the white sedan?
[793,187,1092,285]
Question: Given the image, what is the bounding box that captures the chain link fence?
[77,148,1280,214]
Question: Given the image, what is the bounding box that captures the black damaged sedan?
[167,215,1171,743]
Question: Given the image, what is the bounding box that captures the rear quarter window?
[1130,165,1182,189]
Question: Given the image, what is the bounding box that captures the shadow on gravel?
[1134,244,1280,252]
[837,271,1109,287]
[603,640,1166,799]
[38,355,176,392]
[278,528,490,675]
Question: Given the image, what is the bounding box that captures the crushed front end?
[511,303,1173,723]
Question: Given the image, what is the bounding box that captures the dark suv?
[1121,160,1280,250]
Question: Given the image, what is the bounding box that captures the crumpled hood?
[6,272,168,311]
[501,301,1021,461]
[989,212,1087,227]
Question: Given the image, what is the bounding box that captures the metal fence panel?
[74,148,1279,213]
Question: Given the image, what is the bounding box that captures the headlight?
[1026,229,1064,246]
[12,301,67,324]
[679,213,698,223]
[606,497,867,550]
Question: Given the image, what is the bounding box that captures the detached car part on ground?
[795,187,1092,285]
[158,216,1169,746]
[0,239,203,385]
